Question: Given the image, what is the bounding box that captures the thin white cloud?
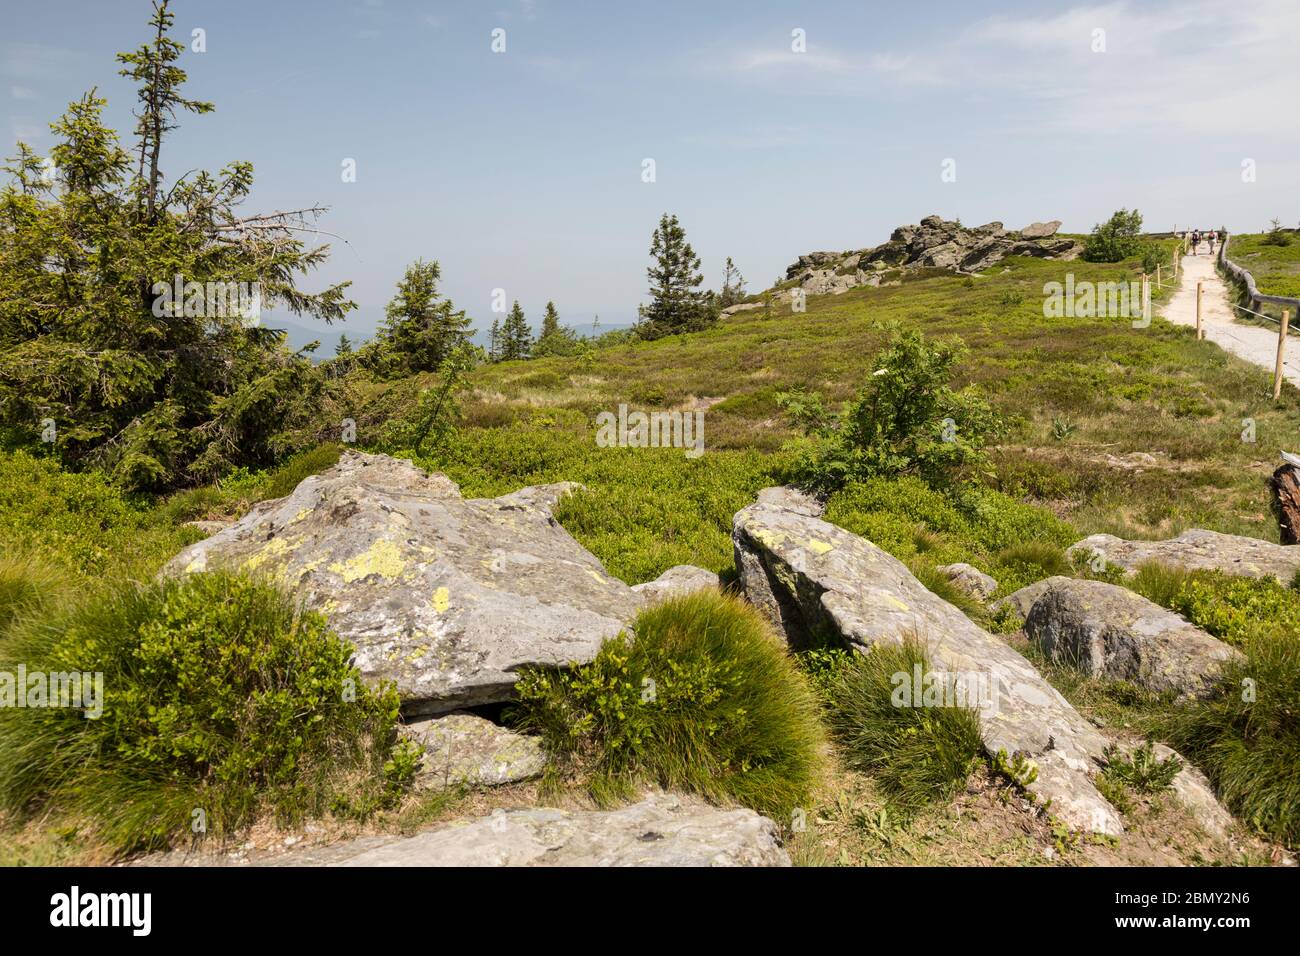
[703,0,1300,139]
[10,120,43,144]
[2,43,79,81]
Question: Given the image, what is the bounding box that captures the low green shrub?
[1170,573,1300,646]
[509,590,824,819]
[783,330,1002,493]
[823,476,1076,592]
[0,451,189,579]
[1125,562,1300,647]
[1102,741,1181,794]
[820,638,983,814]
[0,572,404,854]
[258,443,345,500]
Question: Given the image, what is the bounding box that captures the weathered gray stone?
[322,793,791,867]
[733,493,1122,835]
[1149,743,1236,840]
[756,485,824,517]
[1019,220,1062,239]
[720,301,763,317]
[162,452,640,714]
[183,519,233,535]
[401,712,546,790]
[993,576,1065,620]
[492,481,585,515]
[631,565,720,604]
[937,562,998,601]
[1070,529,1300,583]
[1022,578,1241,698]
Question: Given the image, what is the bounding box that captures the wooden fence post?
[1196,281,1203,339]
[1157,263,1162,289]
[1274,309,1291,401]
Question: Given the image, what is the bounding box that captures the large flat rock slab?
[1070,530,1300,584]
[303,794,790,867]
[162,452,641,714]
[734,492,1123,835]
[1023,578,1240,699]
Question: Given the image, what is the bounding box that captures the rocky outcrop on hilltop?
[772,215,1080,305]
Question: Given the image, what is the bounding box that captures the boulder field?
[163,453,1252,859]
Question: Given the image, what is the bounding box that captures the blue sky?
[3,0,1298,349]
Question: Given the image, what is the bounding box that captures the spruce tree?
[719,257,747,307]
[116,0,214,221]
[541,301,560,338]
[488,318,501,361]
[0,0,354,489]
[499,300,532,361]
[378,259,470,374]
[532,300,580,358]
[638,213,717,340]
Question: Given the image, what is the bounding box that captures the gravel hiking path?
[1163,249,1300,389]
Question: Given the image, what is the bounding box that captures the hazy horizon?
[4,0,1297,345]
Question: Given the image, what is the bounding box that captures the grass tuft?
[1163,627,1300,848]
[819,638,984,815]
[509,590,825,819]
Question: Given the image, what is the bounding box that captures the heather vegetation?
[2,2,1297,867]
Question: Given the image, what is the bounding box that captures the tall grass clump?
[0,572,406,855]
[0,552,73,636]
[1164,628,1300,848]
[988,541,1070,594]
[510,590,824,818]
[820,638,983,815]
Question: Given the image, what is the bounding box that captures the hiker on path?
[1192,230,1201,254]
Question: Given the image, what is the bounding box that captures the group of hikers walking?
[1187,228,1219,255]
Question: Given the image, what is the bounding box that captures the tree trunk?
[1269,463,1300,545]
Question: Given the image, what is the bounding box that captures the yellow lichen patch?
[328,538,407,583]
[294,554,326,581]
[242,535,294,573]
[184,554,208,574]
[751,528,788,551]
[432,586,450,613]
[806,539,834,556]
[289,508,313,524]
[883,594,909,612]
[584,566,609,586]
